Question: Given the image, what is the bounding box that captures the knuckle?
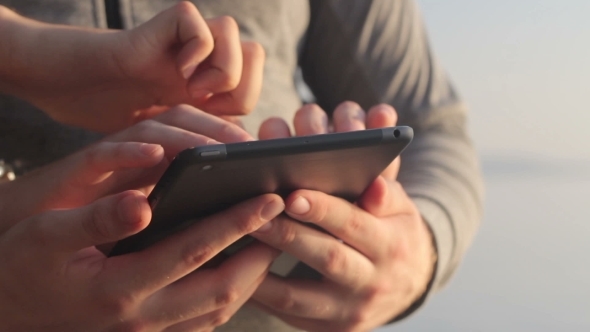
[98,290,139,318]
[277,221,298,246]
[181,241,215,269]
[273,285,297,311]
[132,119,159,137]
[347,307,370,329]
[166,104,194,116]
[363,281,387,305]
[334,101,364,120]
[216,15,239,34]
[217,71,240,92]
[214,284,240,307]
[234,214,262,235]
[342,211,363,238]
[224,123,251,142]
[84,204,114,243]
[241,41,266,60]
[323,244,347,276]
[210,311,232,327]
[179,130,205,146]
[385,237,400,259]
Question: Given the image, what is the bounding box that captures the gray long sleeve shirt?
[0,0,484,330]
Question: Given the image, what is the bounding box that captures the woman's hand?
[0,2,264,132]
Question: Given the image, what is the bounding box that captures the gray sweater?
[0,0,484,330]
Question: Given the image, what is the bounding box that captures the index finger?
[103,194,284,295]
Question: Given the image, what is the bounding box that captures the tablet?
[108,126,413,257]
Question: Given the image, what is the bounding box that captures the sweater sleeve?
[299,0,484,310]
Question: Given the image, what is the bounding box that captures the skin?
[0,105,283,332]
[252,102,437,332]
[0,2,265,133]
[0,104,254,231]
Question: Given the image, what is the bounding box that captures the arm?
[0,105,282,331]
[0,2,265,133]
[300,0,484,297]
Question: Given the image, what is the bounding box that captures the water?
[379,1,590,331]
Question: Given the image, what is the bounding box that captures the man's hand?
[0,2,264,132]
[251,102,437,331]
[0,187,284,331]
[0,104,252,232]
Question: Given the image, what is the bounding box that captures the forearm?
[0,5,115,102]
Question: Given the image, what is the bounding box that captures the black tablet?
[108,126,413,256]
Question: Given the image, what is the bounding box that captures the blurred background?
[378,0,590,331]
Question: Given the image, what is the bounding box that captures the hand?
[0,2,264,132]
[0,185,284,332]
[0,104,252,232]
[251,102,437,331]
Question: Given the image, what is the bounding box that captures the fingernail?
[191,88,212,100]
[182,63,198,80]
[261,199,285,221]
[139,143,161,156]
[256,220,273,233]
[288,196,310,215]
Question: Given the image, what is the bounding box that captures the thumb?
[358,176,413,217]
[34,191,151,253]
[133,2,214,79]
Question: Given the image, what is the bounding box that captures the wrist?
[388,215,438,324]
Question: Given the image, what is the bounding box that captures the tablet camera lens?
[393,129,401,138]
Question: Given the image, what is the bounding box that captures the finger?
[332,101,366,132]
[106,194,284,294]
[366,104,400,179]
[252,274,340,320]
[164,275,263,332]
[357,177,415,217]
[365,103,398,129]
[188,16,242,98]
[73,142,164,185]
[148,242,278,327]
[218,115,245,129]
[155,105,253,143]
[251,215,374,288]
[199,41,265,115]
[283,190,386,260]
[136,2,213,79]
[25,191,150,255]
[293,104,329,136]
[107,119,220,160]
[256,309,327,332]
[258,117,291,140]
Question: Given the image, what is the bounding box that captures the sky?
[379,1,590,331]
